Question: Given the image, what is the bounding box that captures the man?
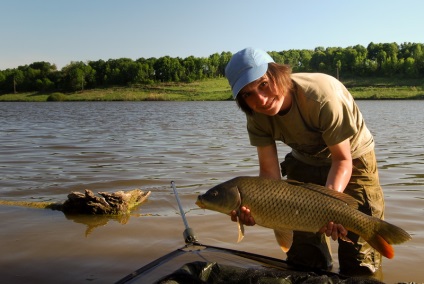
[225,47,385,277]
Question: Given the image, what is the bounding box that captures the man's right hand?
[230,206,256,226]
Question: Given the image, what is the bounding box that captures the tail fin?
[366,219,412,259]
[367,234,395,259]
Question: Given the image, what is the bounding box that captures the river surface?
[0,101,423,283]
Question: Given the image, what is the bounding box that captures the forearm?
[257,144,281,180]
[325,159,352,192]
[259,166,281,180]
[326,138,353,192]
[321,140,353,239]
[322,159,352,239]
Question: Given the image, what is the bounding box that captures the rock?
[61,189,151,215]
[0,189,151,215]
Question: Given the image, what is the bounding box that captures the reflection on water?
[63,212,140,237]
[0,101,423,283]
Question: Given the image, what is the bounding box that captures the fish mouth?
[195,197,205,209]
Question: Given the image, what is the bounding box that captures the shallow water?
[0,101,423,283]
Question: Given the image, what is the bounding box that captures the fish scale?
[196,176,412,259]
[239,177,359,232]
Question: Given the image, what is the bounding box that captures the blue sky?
[1,0,423,70]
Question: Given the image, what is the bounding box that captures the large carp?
[196,176,411,259]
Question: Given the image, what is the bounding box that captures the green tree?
[217,52,232,77]
[299,49,313,71]
[35,77,55,91]
[268,51,284,65]
[136,57,156,83]
[310,47,327,72]
[401,57,417,77]
[349,45,368,76]
[88,59,107,86]
[103,58,140,85]
[23,67,41,90]
[154,56,184,82]
[400,43,424,76]
[280,50,302,70]
[2,41,424,92]
[327,47,344,75]
[10,69,25,93]
[207,53,220,77]
[25,62,58,91]
[181,56,197,82]
[367,42,380,61]
[376,50,387,74]
[61,62,96,91]
[0,71,5,92]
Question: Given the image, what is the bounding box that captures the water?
[0,101,423,283]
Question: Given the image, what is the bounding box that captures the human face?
[238,74,290,116]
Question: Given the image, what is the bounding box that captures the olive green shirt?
[247,73,374,166]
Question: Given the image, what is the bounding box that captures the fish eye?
[211,190,218,197]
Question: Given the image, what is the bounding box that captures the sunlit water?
[0,101,423,283]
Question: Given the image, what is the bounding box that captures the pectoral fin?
[339,234,354,244]
[237,216,245,243]
[273,229,293,252]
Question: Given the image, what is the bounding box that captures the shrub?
[47,93,67,101]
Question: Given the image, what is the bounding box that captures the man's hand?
[319,221,352,243]
[230,206,256,226]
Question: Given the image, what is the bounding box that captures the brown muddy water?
[0,101,423,283]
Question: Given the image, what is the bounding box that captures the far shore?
[1,77,423,102]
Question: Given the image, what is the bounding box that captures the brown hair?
[236,63,293,115]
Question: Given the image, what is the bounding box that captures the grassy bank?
[1,77,423,102]
[343,77,424,99]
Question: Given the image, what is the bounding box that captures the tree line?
[1,42,423,93]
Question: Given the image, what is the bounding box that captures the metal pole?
[171,181,197,244]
